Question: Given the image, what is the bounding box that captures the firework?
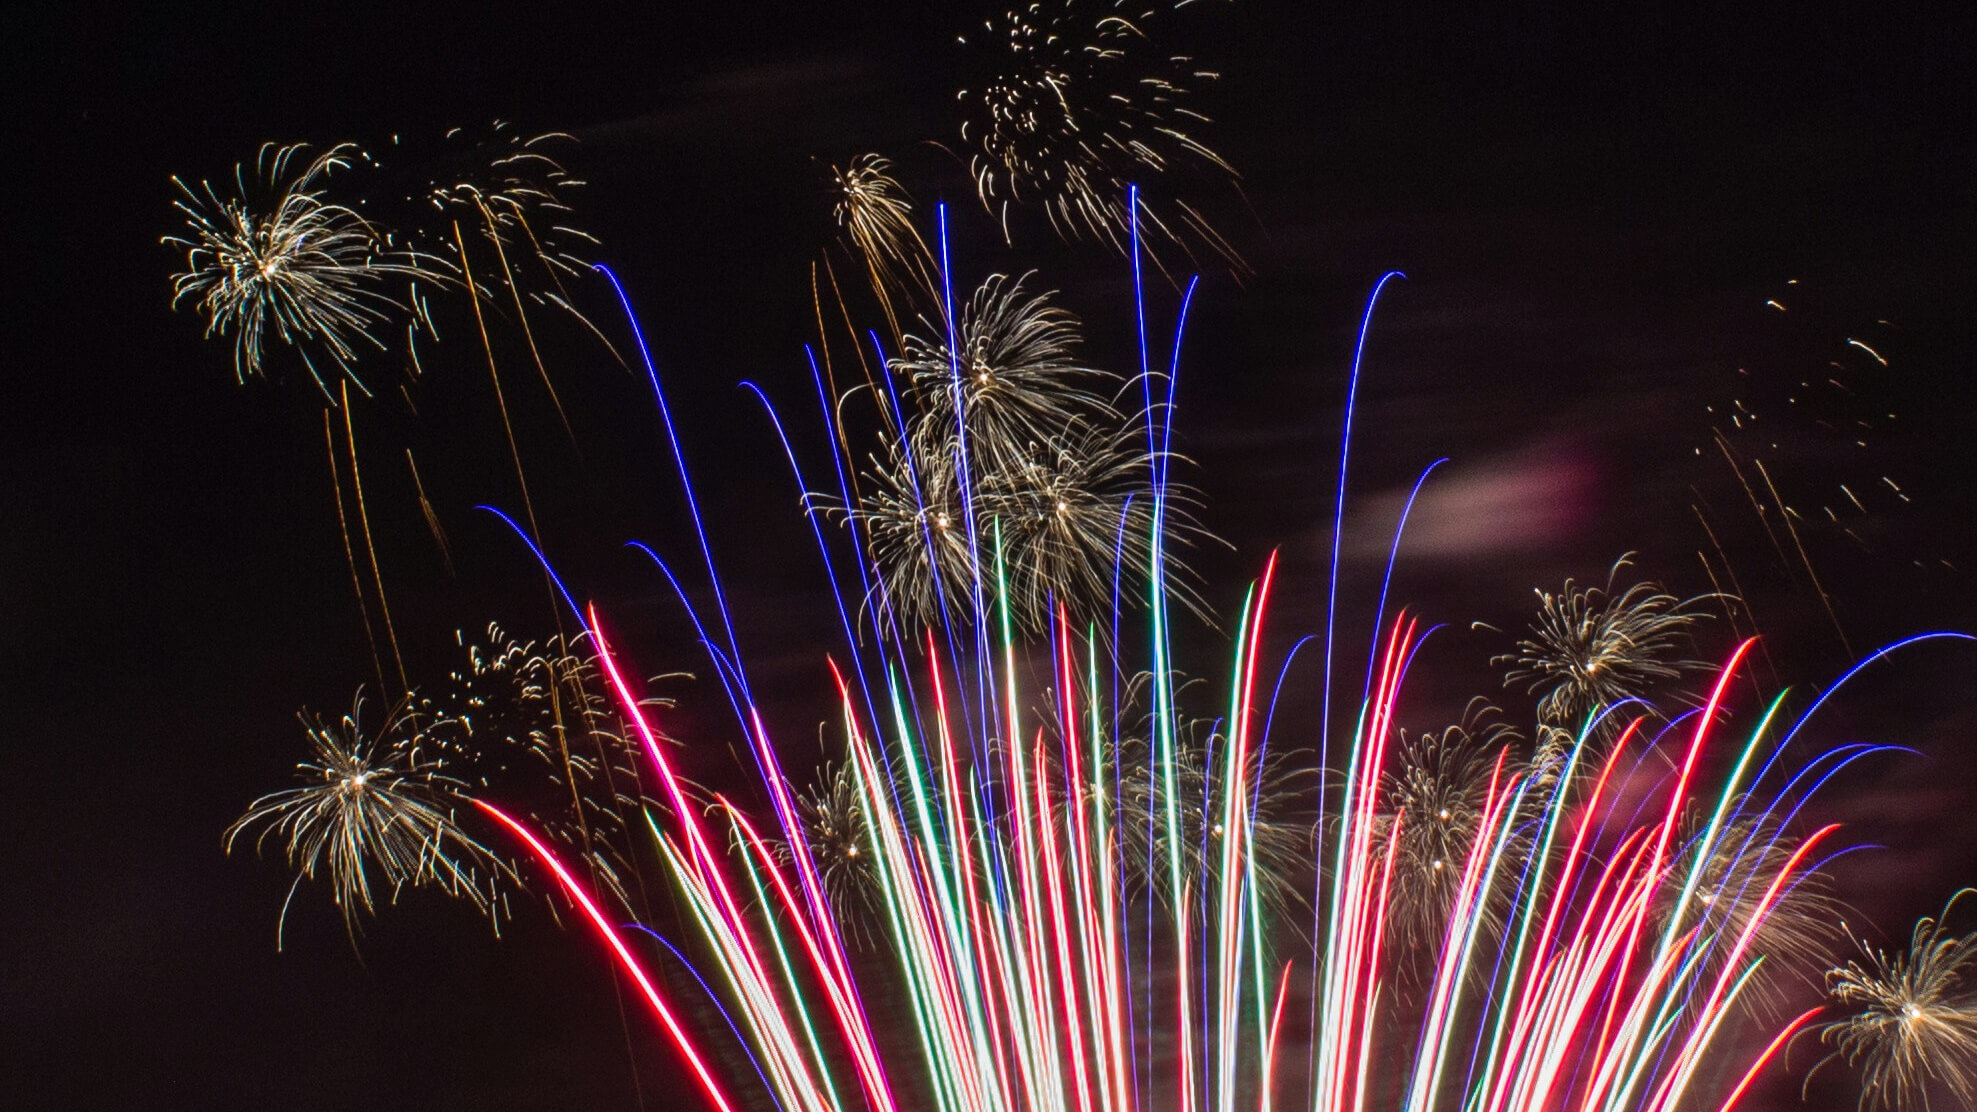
[1654,809,1843,1012]
[850,427,980,627]
[956,0,1243,272]
[1106,694,1312,914]
[845,272,1206,631]
[1822,892,1977,1111]
[447,267,1886,1112]
[166,143,446,397]
[488,600,1856,1112]
[1374,702,1516,952]
[225,208,1965,1112]
[407,624,658,912]
[409,126,597,277]
[983,416,1174,624]
[229,626,663,940]
[224,695,510,941]
[1688,282,1938,667]
[790,759,883,940]
[1497,553,1709,730]
[169,127,607,401]
[896,272,1114,461]
[382,125,607,369]
[831,153,940,314]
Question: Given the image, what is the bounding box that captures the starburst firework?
[224,696,510,940]
[390,126,602,331]
[166,143,445,395]
[957,0,1242,271]
[1498,553,1709,728]
[228,626,665,939]
[830,153,938,310]
[792,759,882,940]
[846,272,1204,631]
[1656,809,1842,1012]
[408,624,657,912]
[1823,893,1977,1111]
[1376,704,1516,952]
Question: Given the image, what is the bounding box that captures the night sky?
[6,3,1975,1109]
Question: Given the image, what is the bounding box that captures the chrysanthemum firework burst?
[1375,703,1515,952]
[389,126,601,313]
[1498,553,1709,727]
[979,417,1168,623]
[1107,704,1312,914]
[166,142,445,396]
[830,153,938,314]
[1654,809,1842,1012]
[898,271,1116,465]
[408,624,657,912]
[851,429,979,627]
[848,272,1207,631]
[223,696,510,941]
[1823,892,1977,1111]
[957,0,1243,272]
[228,626,666,941]
[793,759,882,939]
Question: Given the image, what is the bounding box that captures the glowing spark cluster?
[167,126,604,400]
[224,696,510,941]
[228,626,658,937]
[787,759,882,941]
[846,271,1202,631]
[1498,554,1708,730]
[166,143,444,395]
[1105,704,1312,913]
[1823,893,1977,1111]
[407,624,658,911]
[958,0,1242,271]
[831,153,938,307]
[1655,810,1843,1013]
[1374,704,1515,951]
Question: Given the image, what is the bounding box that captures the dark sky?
[6,3,1975,1109]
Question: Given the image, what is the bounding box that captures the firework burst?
[852,419,1191,632]
[830,153,939,314]
[1823,892,1977,1111]
[382,125,603,342]
[791,758,883,940]
[1497,553,1710,729]
[169,126,608,403]
[407,624,658,912]
[228,626,666,941]
[897,272,1116,461]
[223,695,510,942]
[844,272,1206,631]
[957,0,1243,272]
[1374,702,1516,953]
[166,142,446,396]
[1103,695,1312,914]
[1655,809,1843,1012]
[850,428,980,627]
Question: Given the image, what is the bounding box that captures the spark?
[224,696,511,942]
[1497,553,1709,730]
[957,0,1244,273]
[1823,892,1977,1111]
[166,142,446,397]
